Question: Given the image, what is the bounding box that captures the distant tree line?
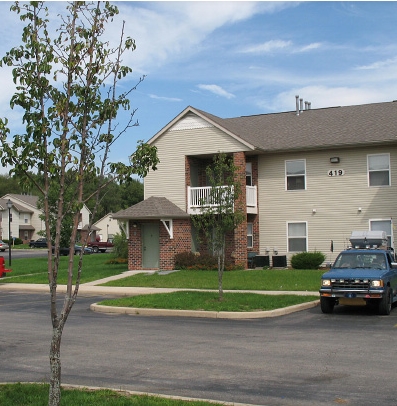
[0,173,143,222]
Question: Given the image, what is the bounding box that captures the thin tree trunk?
[218,239,225,301]
[48,325,63,406]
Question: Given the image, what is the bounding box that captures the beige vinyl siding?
[258,145,397,264]
[145,126,251,210]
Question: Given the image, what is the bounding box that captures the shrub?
[174,251,198,268]
[174,251,239,271]
[2,238,22,245]
[112,231,128,259]
[291,251,326,270]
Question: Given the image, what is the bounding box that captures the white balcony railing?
[188,185,257,214]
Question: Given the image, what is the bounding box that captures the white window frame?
[367,153,390,187]
[287,221,308,252]
[285,159,306,191]
[247,222,253,248]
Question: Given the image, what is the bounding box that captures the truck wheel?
[320,297,335,314]
[378,287,392,315]
[92,246,99,253]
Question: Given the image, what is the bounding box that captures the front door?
[142,223,159,268]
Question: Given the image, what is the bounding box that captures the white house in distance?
[0,193,91,243]
[114,99,397,271]
[90,213,123,242]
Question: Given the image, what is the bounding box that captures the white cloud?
[114,2,288,74]
[149,94,182,102]
[242,40,292,54]
[197,84,235,99]
[263,85,397,113]
[296,42,323,53]
[355,56,397,70]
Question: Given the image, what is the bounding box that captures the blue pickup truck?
[320,231,397,315]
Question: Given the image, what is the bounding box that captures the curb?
[90,300,320,319]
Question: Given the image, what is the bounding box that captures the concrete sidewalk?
[0,270,320,318]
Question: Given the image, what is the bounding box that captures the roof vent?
[295,95,312,115]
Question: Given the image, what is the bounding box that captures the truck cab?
[320,231,397,315]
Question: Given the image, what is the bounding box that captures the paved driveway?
[1,290,397,405]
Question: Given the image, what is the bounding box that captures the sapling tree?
[192,152,245,300]
[0,2,158,405]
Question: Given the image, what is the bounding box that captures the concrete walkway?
[0,270,320,318]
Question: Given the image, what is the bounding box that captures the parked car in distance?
[52,245,93,256]
[87,238,114,253]
[29,238,49,248]
[0,240,9,252]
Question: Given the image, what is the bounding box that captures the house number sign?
[328,169,345,177]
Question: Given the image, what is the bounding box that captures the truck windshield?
[334,253,386,269]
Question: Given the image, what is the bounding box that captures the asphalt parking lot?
[1,290,397,405]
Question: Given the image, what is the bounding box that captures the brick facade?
[127,219,192,270]
[127,153,259,271]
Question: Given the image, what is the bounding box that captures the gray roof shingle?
[112,196,190,220]
[194,101,397,152]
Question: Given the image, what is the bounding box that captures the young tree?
[0,2,158,405]
[192,152,245,300]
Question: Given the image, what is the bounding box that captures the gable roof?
[148,106,257,150]
[112,196,190,220]
[2,194,39,209]
[0,197,34,213]
[149,101,397,154]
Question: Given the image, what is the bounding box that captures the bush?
[291,251,326,270]
[3,238,24,245]
[112,231,128,259]
[174,251,240,271]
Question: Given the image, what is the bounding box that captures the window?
[368,154,390,186]
[286,159,306,190]
[247,223,253,248]
[288,222,307,252]
[246,162,252,186]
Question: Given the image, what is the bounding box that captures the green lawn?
[1,255,324,291]
[100,291,318,312]
[0,383,219,406]
[102,269,323,291]
[0,254,125,284]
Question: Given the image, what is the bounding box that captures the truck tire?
[378,287,392,315]
[92,246,99,253]
[320,297,335,314]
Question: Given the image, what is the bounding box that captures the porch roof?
[112,196,190,220]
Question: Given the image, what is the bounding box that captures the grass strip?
[102,269,323,291]
[0,383,219,406]
[99,291,318,312]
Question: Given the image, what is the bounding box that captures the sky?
[1,1,397,174]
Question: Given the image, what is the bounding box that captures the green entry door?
[142,223,159,269]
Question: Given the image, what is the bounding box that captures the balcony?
[187,185,257,214]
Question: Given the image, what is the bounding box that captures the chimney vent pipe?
[299,98,303,112]
[295,95,300,116]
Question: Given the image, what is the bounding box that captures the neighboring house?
[90,213,123,242]
[113,100,397,270]
[0,193,92,243]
